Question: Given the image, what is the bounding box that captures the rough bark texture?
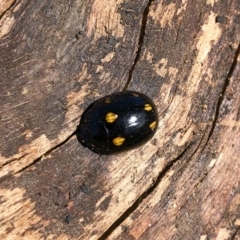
[0,0,240,239]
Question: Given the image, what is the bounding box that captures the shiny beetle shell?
[77,91,158,154]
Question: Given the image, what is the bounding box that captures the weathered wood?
[0,0,239,239]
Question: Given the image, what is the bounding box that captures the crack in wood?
[160,127,212,216]
[230,225,240,240]
[98,142,195,240]
[2,153,27,167]
[0,0,17,20]
[205,43,240,146]
[14,131,76,176]
[123,0,155,91]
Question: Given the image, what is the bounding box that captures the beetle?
[76,91,158,154]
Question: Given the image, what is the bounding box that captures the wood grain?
[0,0,239,239]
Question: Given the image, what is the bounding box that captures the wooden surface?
[0,0,240,239]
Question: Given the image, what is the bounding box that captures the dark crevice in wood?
[122,0,154,91]
[230,226,240,240]
[14,131,76,175]
[205,43,240,146]
[0,0,17,20]
[165,127,212,216]
[2,153,27,167]
[175,140,211,215]
[98,143,194,240]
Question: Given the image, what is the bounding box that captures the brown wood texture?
[0,0,240,239]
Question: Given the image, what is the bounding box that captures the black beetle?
[77,91,158,154]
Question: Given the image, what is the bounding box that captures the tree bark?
[0,0,239,239]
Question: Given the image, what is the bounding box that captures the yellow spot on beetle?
[106,112,118,123]
[105,98,111,103]
[144,104,152,111]
[132,93,139,97]
[149,121,157,130]
[113,137,125,146]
